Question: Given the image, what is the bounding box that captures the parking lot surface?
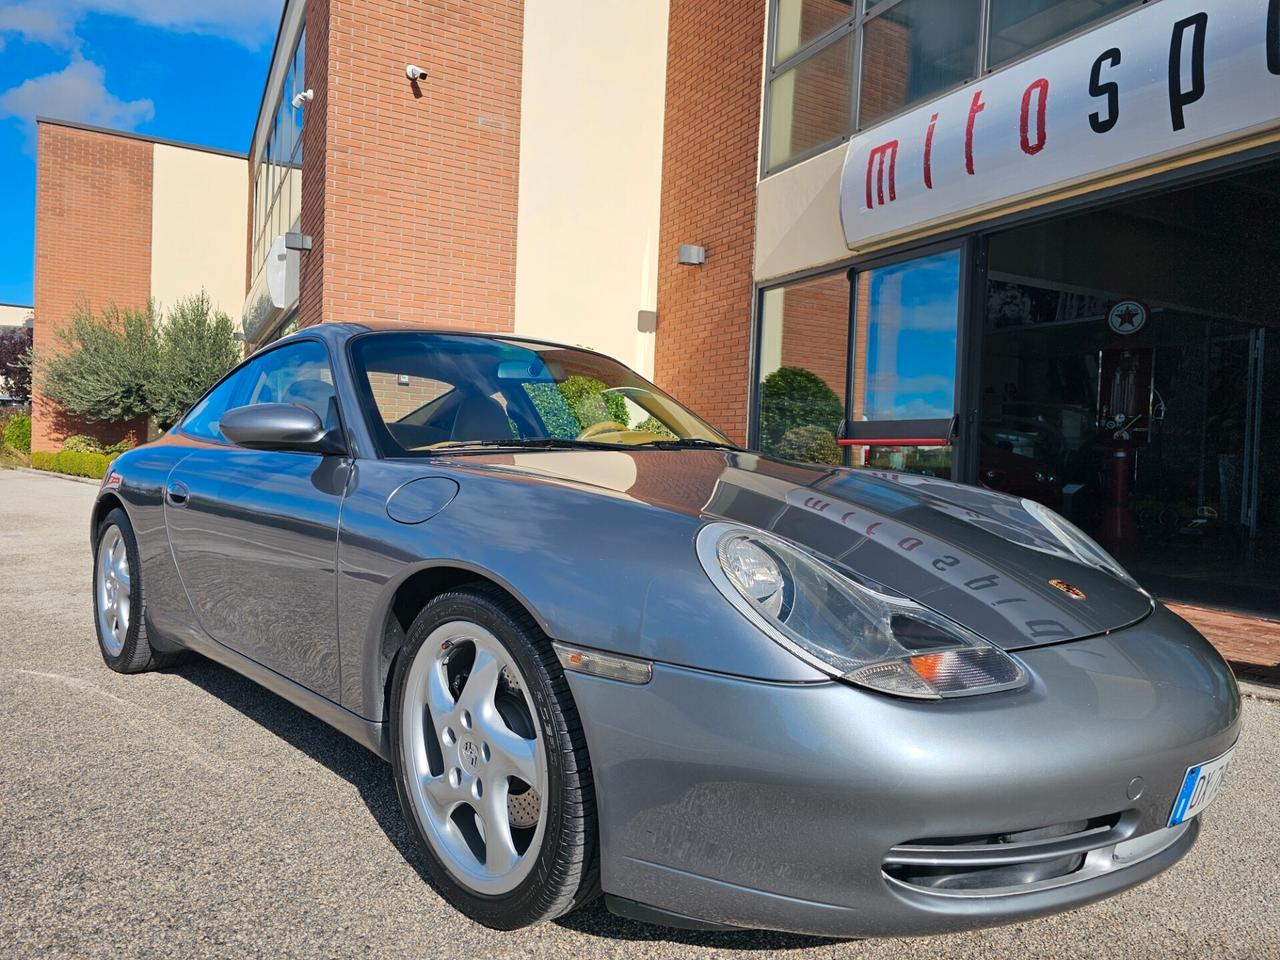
[2,469,1277,959]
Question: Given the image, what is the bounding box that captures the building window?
[858,0,982,127]
[252,27,307,280]
[756,271,851,464]
[986,0,1141,69]
[764,0,1153,174]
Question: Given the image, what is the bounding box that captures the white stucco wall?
[513,0,670,376]
[0,304,32,328]
[150,144,248,319]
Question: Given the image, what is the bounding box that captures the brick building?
[28,0,1280,621]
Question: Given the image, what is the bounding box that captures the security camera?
[291,89,313,109]
[405,64,427,82]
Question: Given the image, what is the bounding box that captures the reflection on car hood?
[449,449,1153,650]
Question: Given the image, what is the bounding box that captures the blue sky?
[0,1,280,306]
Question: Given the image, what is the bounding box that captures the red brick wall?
[297,0,330,332]
[301,0,523,333]
[654,0,767,445]
[32,122,152,452]
[776,273,850,401]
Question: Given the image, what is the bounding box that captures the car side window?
[180,368,245,441]
[179,340,340,443]
[238,340,340,433]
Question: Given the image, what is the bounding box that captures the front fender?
[335,460,824,722]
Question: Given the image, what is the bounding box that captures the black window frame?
[762,0,1155,177]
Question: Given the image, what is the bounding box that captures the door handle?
[165,481,189,507]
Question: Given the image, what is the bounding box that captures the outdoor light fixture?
[291,89,313,109]
[677,244,706,266]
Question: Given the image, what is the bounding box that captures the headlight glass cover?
[698,523,1026,700]
[1019,498,1140,589]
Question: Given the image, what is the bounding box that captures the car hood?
[447,449,1153,650]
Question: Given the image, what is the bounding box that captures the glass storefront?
[753,158,1280,618]
[979,164,1280,617]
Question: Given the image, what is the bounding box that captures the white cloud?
[0,0,279,48]
[0,55,154,144]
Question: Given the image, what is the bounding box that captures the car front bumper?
[565,603,1241,938]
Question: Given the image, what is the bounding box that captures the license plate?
[1168,747,1234,827]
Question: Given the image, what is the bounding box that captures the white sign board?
[840,0,1280,251]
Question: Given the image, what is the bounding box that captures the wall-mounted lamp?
[291,89,313,109]
[405,64,428,81]
[677,244,706,266]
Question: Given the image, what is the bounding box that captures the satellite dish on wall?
[265,234,300,309]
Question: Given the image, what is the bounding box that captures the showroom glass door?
[844,246,964,478]
[976,162,1280,618]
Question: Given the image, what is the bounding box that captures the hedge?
[3,412,31,453]
[30,449,113,479]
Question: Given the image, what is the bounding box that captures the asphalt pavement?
[2,468,1277,959]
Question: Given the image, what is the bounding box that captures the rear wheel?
[93,508,170,673]
[389,585,599,928]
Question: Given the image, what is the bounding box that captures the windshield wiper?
[634,438,744,452]
[427,437,620,453]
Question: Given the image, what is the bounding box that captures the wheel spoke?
[114,552,130,591]
[117,592,130,633]
[425,659,457,726]
[479,715,539,790]
[456,648,501,717]
[478,776,517,874]
[424,773,460,816]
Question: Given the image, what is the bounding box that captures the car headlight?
[1019,498,1139,588]
[697,523,1026,700]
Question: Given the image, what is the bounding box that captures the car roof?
[268,321,608,359]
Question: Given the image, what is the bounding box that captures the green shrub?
[3,412,32,453]
[61,434,104,454]
[774,424,841,465]
[759,367,843,452]
[523,377,630,438]
[29,449,111,479]
[633,416,676,439]
[104,439,135,457]
[558,376,629,429]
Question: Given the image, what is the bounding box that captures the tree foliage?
[759,366,843,453]
[33,292,240,429]
[524,376,630,438]
[38,302,157,423]
[0,325,32,402]
[147,292,241,428]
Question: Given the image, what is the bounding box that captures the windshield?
[349,332,732,456]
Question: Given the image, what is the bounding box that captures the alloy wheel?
[95,526,131,657]
[401,621,548,896]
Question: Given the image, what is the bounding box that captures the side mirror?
[219,403,345,455]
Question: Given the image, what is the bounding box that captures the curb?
[1240,680,1280,704]
[12,466,101,487]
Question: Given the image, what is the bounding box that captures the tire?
[93,507,172,673]
[389,584,599,929]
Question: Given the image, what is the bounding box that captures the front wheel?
[93,508,171,673]
[389,585,599,929]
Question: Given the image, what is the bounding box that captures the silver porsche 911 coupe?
[91,322,1240,937]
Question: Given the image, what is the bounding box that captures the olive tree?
[37,302,158,423]
[146,292,241,428]
[34,292,241,430]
